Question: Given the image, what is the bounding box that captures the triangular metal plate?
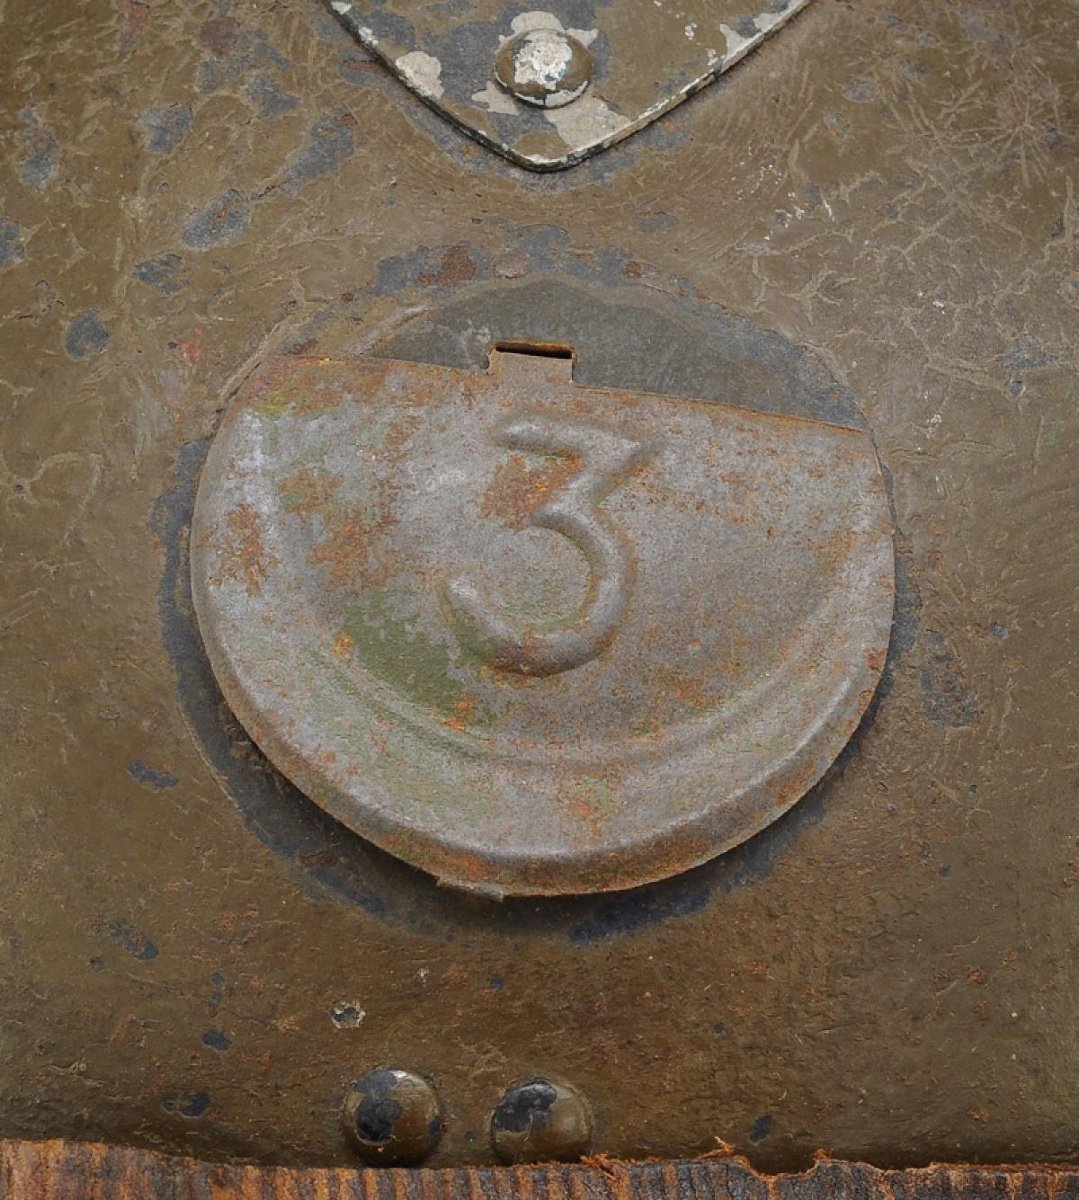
[328,0,815,171]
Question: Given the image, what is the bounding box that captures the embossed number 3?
[447,417,657,678]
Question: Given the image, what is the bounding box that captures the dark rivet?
[494,29,592,109]
[490,1077,593,1164]
[342,1068,443,1165]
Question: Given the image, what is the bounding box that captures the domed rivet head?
[342,1068,443,1165]
[490,1077,593,1164]
[494,28,593,108]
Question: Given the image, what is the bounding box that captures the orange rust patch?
[442,695,478,733]
[310,512,367,586]
[479,451,581,528]
[279,468,397,589]
[333,631,355,659]
[218,503,277,595]
[651,665,713,713]
[279,467,340,515]
[418,243,477,289]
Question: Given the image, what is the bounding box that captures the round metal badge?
[191,307,894,897]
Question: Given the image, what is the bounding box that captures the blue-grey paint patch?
[749,1114,774,1143]
[712,1021,727,1036]
[338,51,381,88]
[0,217,25,268]
[18,108,59,188]
[1003,335,1060,373]
[162,1092,211,1119]
[201,1029,231,1051]
[182,189,249,248]
[133,253,185,295]
[247,74,299,119]
[64,311,110,359]
[210,971,226,1007]
[635,212,679,234]
[140,105,194,154]
[128,760,180,790]
[842,76,881,103]
[104,920,159,962]
[567,877,714,945]
[196,14,290,92]
[921,630,980,728]
[309,2,356,44]
[284,110,356,192]
[488,974,505,990]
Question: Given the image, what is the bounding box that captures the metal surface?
[342,1069,444,1164]
[4,0,1079,1174]
[190,345,892,896]
[490,1078,592,1164]
[494,29,593,109]
[328,0,813,169]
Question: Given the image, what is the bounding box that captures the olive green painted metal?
[190,345,892,896]
[2,0,1079,1176]
[328,0,813,168]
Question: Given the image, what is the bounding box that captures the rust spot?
[443,695,478,733]
[333,631,355,659]
[651,666,712,712]
[118,0,150,54]
[418,244,477,289]
[279,467,339,516]
[479,451,581,529]
[198,14,239,56]
[218,503,276,595]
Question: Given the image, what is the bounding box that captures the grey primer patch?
[103,920,159,962]
[64,311,109,359]
[128,760,180,790]
[162,1092,211,1119]
[201,1029,231,1051]
[196,15,290,93]
[140,105,194,154]
[18,107,59,188]
[133,253,185,295]
[0,218,24,267]
[285,109,356,191]
[182,189,249,248]
[920,630,980,728]
[247,75,299,118]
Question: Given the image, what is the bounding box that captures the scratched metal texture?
[327,0,813,169]
[2,0,1078,1174]
[189,341,892,896]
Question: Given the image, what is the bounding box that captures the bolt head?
[343,1068,443,1165]
[490,1077,593,1164]
[494,29,593,108]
